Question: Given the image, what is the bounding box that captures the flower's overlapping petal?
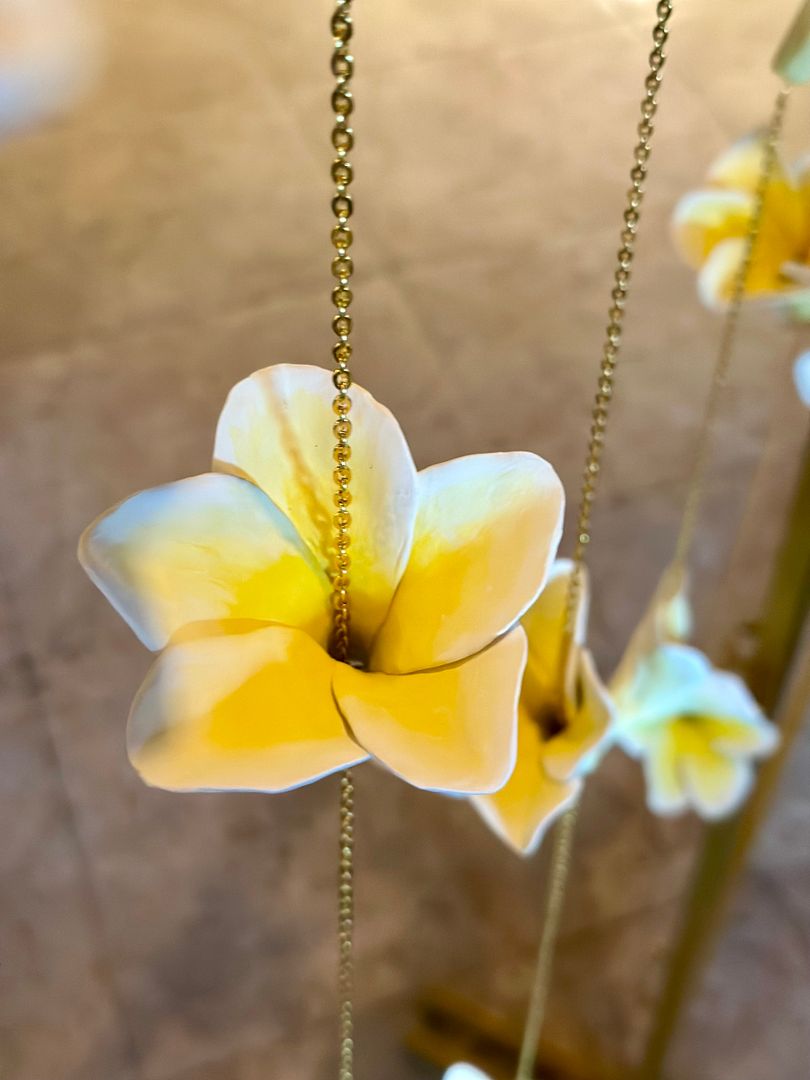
[214,365,418,650]
[371,453,564,674]
[519,558,587,706]
[615,642,710,736]
[472,705,579,856]
[79,473,332,650]
[707,133,792,196]
[672,190,754,270]
[544,648,614,782]
[335,627,527,795]
[443,1065,493,1080]
[697,236,792,309]
[520,560,612,782]
[128,624,367,792]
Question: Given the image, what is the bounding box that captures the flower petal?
[610,561,690,698]
[774,2,810,85]
[128,625,367,792]
[334,627,527,795]
[472,705,579,856]
[214,365,418,650]
[543,648,614,782]
[681,740,753,820]
[704,135,808,270]
[371,453,564,674]
[613,643,711,747]
[520,559,588,709]
[79,473,332,651]
[697,233,801,310]
[672,190,754,269]
[632,727,690,817]
[708,133,792,194]
[796,351,810,407]
[444,1066,494,1080]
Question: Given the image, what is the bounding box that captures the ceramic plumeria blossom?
[472,560,613,855]
[672,133,810,318]
[80,365,566,796]
[609,565,779,820]
[0,0,98,136]
[795,349,810,406]
[443,1066,492,1080]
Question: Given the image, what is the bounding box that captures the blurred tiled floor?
[1,1,809,1078]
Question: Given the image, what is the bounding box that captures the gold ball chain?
[329,5,357,1080]
[330,0,356,664]
[564,0,673,634]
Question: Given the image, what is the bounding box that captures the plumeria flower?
[80,365,565,797]
[471,560,613,855]
[0,0,98,137]
[794,349,810,406]
[672,133,810,318]
[610,565,778,820]
[443,1066,492,1080]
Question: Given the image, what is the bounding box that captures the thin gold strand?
[514,805,579,1080]
[672,87,790,570]
[329,4,357,1080]
[516,6,675,1078]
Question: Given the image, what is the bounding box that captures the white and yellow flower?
[443,1066,491,1080]
[0,0,98,136]
[80,365,565,796]
[672,133,810,316]
[795,349,810,406]
[610,565,778,820]
[471,560,613,855]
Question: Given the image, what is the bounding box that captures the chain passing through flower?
[330,5,357,1079]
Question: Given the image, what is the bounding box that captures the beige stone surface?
[0,1,808,1078]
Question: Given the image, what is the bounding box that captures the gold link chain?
[672,87,790,569]
[565,0,674,633]
[329,4,357,1080]
[516,6,675,1079]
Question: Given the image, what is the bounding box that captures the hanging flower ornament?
[672,133,810,319]
[609,565,779,820]
[471,560,613,855]
[795,349,810,406]
[443,1066,491,1080]
[0,0,99,137]
[79,365,566,797]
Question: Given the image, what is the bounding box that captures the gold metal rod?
[515,5,675,1077]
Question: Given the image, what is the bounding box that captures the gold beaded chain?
[516,5,675,1079]
[329,4,356,1080]
[672,87,790,570]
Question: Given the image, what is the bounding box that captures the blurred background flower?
[672,133,810,318]
[0,0,99,137]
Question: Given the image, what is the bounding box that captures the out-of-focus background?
[1,1,809,1078]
